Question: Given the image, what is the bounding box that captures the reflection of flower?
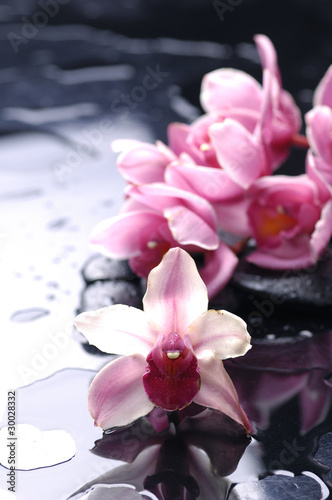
[70,405,251,500]
[225,330,332,434]
[74,248,251,432]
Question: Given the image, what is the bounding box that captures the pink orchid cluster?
[91,34,332,298]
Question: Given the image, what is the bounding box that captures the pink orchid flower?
[90,183,238,298]
[305,66,332,186]
[198,34,301,170]
[112,139,176,185]
[245,172,332,269]
[74,248,252,433]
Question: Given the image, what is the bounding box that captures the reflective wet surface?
[1,2,332,498]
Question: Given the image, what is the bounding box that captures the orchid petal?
[114,140,173,184]
[143,248,208,334]
[90,211,166,259]
[165,162,243,201]
[246,236,313,269]
[306,105,332,164]
[310,199,332,260]
[74,305,156,356]
[306,150,332,203]
[214,197,252,238]
[200,68,262,113]
[88,355,154,429]
[88,354,154,429]
[127,183,217,230]
[194,355,251,433]
[187,309,251,360]
[313,65,332,107]
[164,205,219,250]
[167,122,192,157]
[254,34,281,84]
[199,243,239,299]
[210,120,265,188]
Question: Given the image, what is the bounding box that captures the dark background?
[1,0,331,126]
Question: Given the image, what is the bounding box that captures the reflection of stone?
[314,432,332,487]
[229,473,323,500]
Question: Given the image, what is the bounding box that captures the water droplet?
[10,308,50,323]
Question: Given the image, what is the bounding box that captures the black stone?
[78,279,143,313]
[82,254,137,284]
[76,279,143,354]
[231,247,332,312]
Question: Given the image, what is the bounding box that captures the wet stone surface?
[82,254,137,284]
[231,246,332,312]
[76,276,144,354]
[78,279,143,313]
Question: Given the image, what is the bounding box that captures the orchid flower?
[245,172,332,269]
[90,183,238,298]
[199,34,301,170]
[74,248,252,434]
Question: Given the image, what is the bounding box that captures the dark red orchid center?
[143,332,200,411]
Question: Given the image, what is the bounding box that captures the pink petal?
[143,248,208,334]
[165,161,244,201]
[114,140,174,184]
[214,197,252,238]
[90,210,165,259]
[246,236,313,269]
[310,199,332,261]
[187,309,251,360]
[306,105,332,164]
[254,34,281,84]
[306,150,332,202]
[199,243,239,299]
[313,65,332,107]
[200,68,262,113]
[164,205,219,250]
[167,122,192,157]
[74,305,156,356]
[127,183,217,230]
[88,355,154,429]
[210,120,266,188]
[194,356,251,433]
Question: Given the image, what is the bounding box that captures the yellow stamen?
[200,143,210,152]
